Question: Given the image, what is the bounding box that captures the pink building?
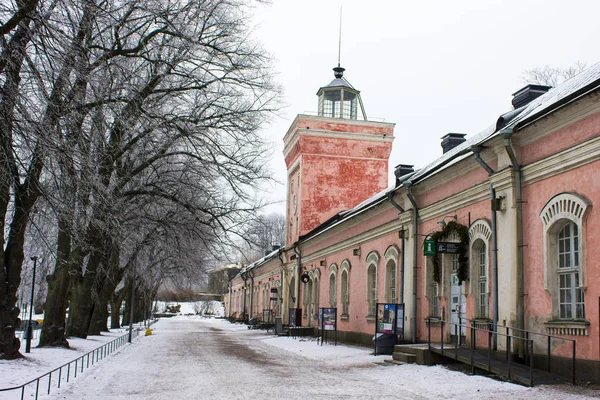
[225,63,600,383]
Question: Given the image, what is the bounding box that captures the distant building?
[225,63,600,383]
[208,264,242,299]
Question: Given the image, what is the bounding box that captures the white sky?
[251,0,600,214]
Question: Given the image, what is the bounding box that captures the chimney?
[511,84,551,109]
[394,164,414,186]
[271,245,280,252]
[441,133,467,154]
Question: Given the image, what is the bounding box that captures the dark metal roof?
[318,77,356,92]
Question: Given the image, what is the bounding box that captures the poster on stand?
[376,303,397,334]
[323,308,336,331]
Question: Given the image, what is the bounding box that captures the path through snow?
[5,317,599,399]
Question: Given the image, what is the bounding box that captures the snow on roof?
[507,61,600,129]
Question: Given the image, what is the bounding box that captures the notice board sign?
[318,308,337,331]
[436,241,460,254]
[376,303,397,334]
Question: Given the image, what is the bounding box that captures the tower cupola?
[317,66,367,120]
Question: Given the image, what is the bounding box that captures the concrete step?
[393,351,417,363]
[393,344,429,355]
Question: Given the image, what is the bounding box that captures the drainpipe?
[472,146,499,350]
[293,243,302,309]
[227,282,232,319]
[278,250,286,317]
[241,270,248,320]
[248,270,255,322]
[500,127,525,357]
[404,182,418,344]
[388,192,406,304]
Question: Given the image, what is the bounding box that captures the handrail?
[0,321,153,400]
[425,317,576,386]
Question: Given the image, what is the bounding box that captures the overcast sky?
[251,0,600,214]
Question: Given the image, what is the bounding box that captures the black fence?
[0,326,146,400]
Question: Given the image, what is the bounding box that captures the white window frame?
[340,260,351,317]
[384,246,400,304]
[366,251,380,318]
[540,193,589,321]
[328,264,338,308]
[469,219,492,319]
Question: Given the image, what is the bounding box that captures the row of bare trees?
[0,0,280,359]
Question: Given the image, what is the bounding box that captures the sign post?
[424,239,436,256]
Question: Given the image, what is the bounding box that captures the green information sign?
[424,239,436,256]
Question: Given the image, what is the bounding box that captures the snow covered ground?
[2,316,598,399]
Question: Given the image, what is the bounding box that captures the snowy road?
[45,317,598,400]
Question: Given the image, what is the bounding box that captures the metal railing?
[494,322,577,384]
[0,327,143,400]
[425,317,576,386]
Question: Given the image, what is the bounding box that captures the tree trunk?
[88,266,124,334]
[66,249,102,339]
[38,223,74,348]
[111,288,126,329]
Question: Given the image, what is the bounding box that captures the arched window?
[469,219,492,319]
[540,193,589,330]
[384,246,399,304]
[557,222,583,319]
[475,240,488,318]
[366,251,380,318]
[340,260,351,317]
[328,264,338,307]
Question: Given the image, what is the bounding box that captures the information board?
[376,303,397,334]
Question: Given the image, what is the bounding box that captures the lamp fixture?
[437,214,457,228]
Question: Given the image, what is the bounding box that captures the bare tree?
[2,0,280,358]
[522,61,587,87]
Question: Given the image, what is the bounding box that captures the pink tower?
[283,66,395,245]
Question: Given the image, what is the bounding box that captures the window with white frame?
[469,219,492,320]
[558,222,584,319]
[367,264,377,316]
[540,193,589,324]
[340,259,351,316]
[366,252,379,318]
[384,246,399,304]
[328,264,337,308]
[388,260,397,304]
[477,242,488,318]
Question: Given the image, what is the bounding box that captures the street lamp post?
[25,256,38,353]
[128,258,136,343]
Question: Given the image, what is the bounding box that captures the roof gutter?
[404,181,418,344]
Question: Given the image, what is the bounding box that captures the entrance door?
[450,273,466,344]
